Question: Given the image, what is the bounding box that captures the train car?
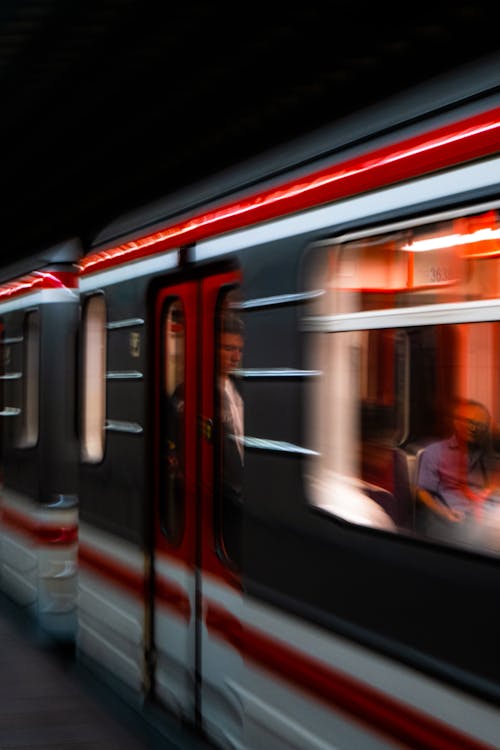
[0,240,81,638]
[3,53,500,749]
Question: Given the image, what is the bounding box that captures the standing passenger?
[218,312,244,566]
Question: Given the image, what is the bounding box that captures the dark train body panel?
[1,54,500,749]
[0,242,81,635]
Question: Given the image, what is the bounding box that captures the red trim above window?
[80,107,500,276]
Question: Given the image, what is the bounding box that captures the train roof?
[90,51,500,252]
[0,237,82,286]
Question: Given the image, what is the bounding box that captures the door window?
[215,289,244,568]
[161,299,186,546]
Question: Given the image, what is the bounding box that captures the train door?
[152,269,245,744]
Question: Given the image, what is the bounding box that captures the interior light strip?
[402,226,500,252]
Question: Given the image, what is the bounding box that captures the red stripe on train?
[0,271,78,301]
[205,602,495,750]
[80,107,500,275]
[78,542,145,598]
[1,506,78,545]
[78,543,192,622]
[154,576,191,622]
[70,544,497,748]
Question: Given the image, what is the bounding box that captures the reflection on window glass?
[161,299,185,546]
[81,295,106,463]
[305,208,500,557]
[216,288,244,568]
[19,310,39,447]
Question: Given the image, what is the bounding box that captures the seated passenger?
[415,399,500,550]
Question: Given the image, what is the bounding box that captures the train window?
[305,324,405,532]
[0,318,4,421]
[320,209,500,311]
[18,310,39,448]
[81,294,106,463]
[304,207,500,556]
[160,299,185,546]
[215,288,244,569]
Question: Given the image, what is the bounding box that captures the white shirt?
[223,376,244,463]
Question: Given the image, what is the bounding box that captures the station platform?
[0,593,213,750]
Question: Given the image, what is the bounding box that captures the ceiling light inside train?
[401,226,500,252]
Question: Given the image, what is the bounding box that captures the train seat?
[391,448,414,529]
[393,442,438,531]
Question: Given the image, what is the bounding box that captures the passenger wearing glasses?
[416,398,500,549]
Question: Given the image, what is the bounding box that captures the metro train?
[1,53,500,749]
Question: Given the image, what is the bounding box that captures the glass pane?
[161,299,185,546]
[19,311,39,447]
[306,316,500,556]
[304,207,500,556]
[412,323,500,555]
[216,289,244,568]
[321,209,500,313]
[81,295,106,463]
[0,319,4,418]
[306,326,403,531]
